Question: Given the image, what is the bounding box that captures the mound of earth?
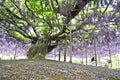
[0,59,120,80]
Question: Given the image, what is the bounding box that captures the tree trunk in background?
[98,55,101,66]
[69,30,72,63]
[58,45,61,61]
[85,45,88,65]
[64,38,67,62]
[94,39,97,66]
[82,54,84,64]
[108,44,112,68]
[14,41,18,60]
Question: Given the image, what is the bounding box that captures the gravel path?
[0,59,120,80]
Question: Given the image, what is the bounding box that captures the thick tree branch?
[50,0,94,40]
[1,4,22,20]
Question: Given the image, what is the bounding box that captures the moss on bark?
[27,39,48,59]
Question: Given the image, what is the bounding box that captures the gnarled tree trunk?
[27,38,57,59]
[27,39,48,59]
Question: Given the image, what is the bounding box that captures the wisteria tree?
[0,0,120,59]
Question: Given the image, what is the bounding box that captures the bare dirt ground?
[0,59,120,80]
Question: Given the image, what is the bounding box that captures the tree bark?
[108,44,112,68]
[85,45,88,65]
[27,39,48,59]
[64,38,67,62]
[69,29,72,63]
[94,38,97,66]
[14,41,18,60]
[58,46,61,62]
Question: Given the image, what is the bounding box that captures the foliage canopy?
[0,0,120,58]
